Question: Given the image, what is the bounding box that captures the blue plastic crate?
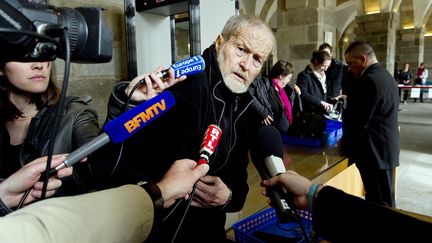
[281,134,324,147]
[232,207,314,243]
[326,119,342,130]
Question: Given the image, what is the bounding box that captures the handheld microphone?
[197,124,222,166]
[250,126,294,223]
[46,91,176,176]
[156,55,205,80]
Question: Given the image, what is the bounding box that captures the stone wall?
[424,37,432,73]
[277,0,337,82]
[395,28,425,71]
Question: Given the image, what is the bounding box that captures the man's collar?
[361,61,378,76]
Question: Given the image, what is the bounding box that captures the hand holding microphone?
[250,126,295,223]
[191,125,231,208]
[157,159,209,208]
[126,55,205,102]
[261,170,318,211]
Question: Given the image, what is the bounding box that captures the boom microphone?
[47,91,175,176]
[250,126,294,223]
[197,124,222,165]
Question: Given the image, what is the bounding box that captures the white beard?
[217,50,248,94]
[223,76,248,94]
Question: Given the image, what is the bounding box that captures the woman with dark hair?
[248,60,298,134]
[296,50,333,113]
[0,61,100,204]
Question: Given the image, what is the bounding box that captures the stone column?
[276,0,336,79]
[423,36,432,69]
[354,12,399,74]
[395,28,425,70]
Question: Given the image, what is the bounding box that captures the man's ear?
[215,34,225,54]
[360,54,368,66]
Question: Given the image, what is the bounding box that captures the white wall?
[135,12,171,75]
[200,0,237,50]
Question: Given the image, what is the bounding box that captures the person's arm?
[297,72,329,110]
[0,154,73,213]
[248,78,274,123]
[125,67,186,102]
[104,67,187,125]
[261,171,432,242]
[0,160,209,243]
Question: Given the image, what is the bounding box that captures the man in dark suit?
[340,41,399,207]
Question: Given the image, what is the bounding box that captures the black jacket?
[313,186,432,242]
[0,96,100,196]
[296,65,327,113]
[248,76,289,133]
[340,63,399,169]
[325,58,345,98]
[94,45,258,242]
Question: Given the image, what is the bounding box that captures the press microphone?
[45,91,176,176]
[250,126,294,223]
[197,124,222,166]
[156,55,205,80]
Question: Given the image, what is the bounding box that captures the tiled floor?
[396,99,432,216]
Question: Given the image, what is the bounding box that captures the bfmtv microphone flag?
[104,91,176,144]
[46,91,176,176]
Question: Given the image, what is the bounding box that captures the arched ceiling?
[240,0,432,41]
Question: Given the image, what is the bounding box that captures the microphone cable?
[16,26,70,205]
[40,27,71,199]
[108,79,145,179]
[169,184,196,243]
[278,202,311,243]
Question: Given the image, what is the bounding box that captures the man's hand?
[191,175,231,208]
[0,154,73,208]
[157,159,209,208]
[261,170,313,210]
[125,67,187,102]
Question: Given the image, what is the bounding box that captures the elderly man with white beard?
[94,15,275,243]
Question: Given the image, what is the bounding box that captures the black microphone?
[250,126,294,223]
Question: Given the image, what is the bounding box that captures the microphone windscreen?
[103,91,175,144]
[251,126,284,161]
[171,55,205,78]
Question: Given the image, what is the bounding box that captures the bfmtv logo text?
[124,99,167,133]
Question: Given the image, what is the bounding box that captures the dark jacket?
[340,63,399,169]
[325,58,345,98]
[313,186,432,242]
[296,65,327,113]
[248,76,273,120]
[0,96,100,196]
[94,44,257,242]
[398,69,413,85]
[248,76,289,134]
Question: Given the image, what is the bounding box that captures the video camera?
[0,0,113,63]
